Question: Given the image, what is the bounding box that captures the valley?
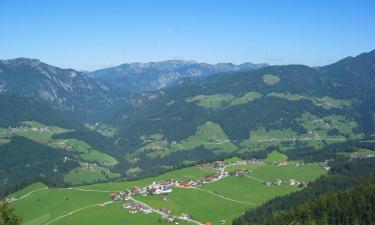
[7,152,326,225]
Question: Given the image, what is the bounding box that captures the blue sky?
[0,0,374,70]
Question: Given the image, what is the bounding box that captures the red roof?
[179,182,189,187]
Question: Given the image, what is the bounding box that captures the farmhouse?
[126,202,152,214]
[289,179,302,186]
[274,161,288,167]
[179,181,189,188]
[131,187,141,195]
[160,207,172,215]
[233,169,247,176]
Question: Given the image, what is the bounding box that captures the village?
[108,158,307,224]
[0,124,51,136]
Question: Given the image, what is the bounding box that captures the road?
[192,187,257,206]
[7,187,48,202]
[129,197,204,225]
[44,201,114,225]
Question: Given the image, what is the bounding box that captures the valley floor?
[8,153,326,225]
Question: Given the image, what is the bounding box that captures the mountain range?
[0,58,128,122]
[0,50,374,197]
[88,60,268,93]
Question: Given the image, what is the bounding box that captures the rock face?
[88,60,268,93]
[0,58,128,122]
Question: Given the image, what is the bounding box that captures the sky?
[0,0,374,71]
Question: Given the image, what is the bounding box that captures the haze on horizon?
[0,0,374,71]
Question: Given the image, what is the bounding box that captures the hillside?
[233,155,375,225]
[88,60,268,93]
[0,58,128,122]
[103,50,375,178]
[0,95,122,197]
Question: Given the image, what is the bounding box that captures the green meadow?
[185,91,262,110]
[9,153,326,225]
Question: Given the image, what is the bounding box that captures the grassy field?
[9,154,325,225]
[134,187,250,224]
[240,111,363,152]
[265,151,288,163]
[137,122,238,159]
[262,74,280,85]
[185,91,262,109]
[0,121,120,186]
[1,121,118,167]
[268,92,352,109]
[64,165,121,185]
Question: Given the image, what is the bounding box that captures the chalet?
[275,179,282,185]
[179,181,189,188]
[160,208,172,215]
[233,169,247,176]
[213,161,224,168]
[110,193,122,201]
[205,172,221,182]
[131,187,141,195]
[274,161,288,167]
[126,202,152,214]
[180,213,189,219]
[123,203,131,209]
[188,180,199,187]
[265,181,272,187]
[289,179,302,186]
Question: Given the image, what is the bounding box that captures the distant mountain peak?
[89,60,268,93]
[1,57,42,66]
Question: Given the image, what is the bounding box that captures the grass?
[265,151,288,163]
[185,92,262,109]
[240,111,363,153]
[6,182,47,199]
[64,166,121,185]
[52,202,188,225]
[135,187,249,224]
[139,122,238,159]
[268,92,352,109]
[10,156,325,225]
[79,166,216,191]
[1,121,118,167]
[262,74,280,85]
[10,188,109,225]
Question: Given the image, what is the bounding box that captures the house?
[131,187,141,195]
[265,181,272,187]
[274,161,288,167]
[220,220,226,224]
[275,179,282,185]
[290,179,302,186]
[160,208,172,215]
[110,193,121,201]
[188,180,199,187]
[179,182,189,188]
[233,169,247,176]
[123,203,131,209]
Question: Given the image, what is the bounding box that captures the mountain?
[103,50,375,178]
[0,58,128,122]
[88,60,268,93]
[0,94,123,197]
[0,94,77,129]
